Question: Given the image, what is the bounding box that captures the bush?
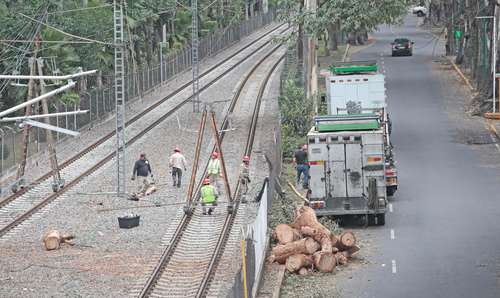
[279,80,315,158]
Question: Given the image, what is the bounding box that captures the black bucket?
[118,215,140,229]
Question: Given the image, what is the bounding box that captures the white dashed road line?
[392,260,397,274]
[390,229,395,240]
[389,203,393,213]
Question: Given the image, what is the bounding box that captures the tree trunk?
[327,23,338,52]
[347,33,357,45]
[274,224,301,244]
[272,237,320,257]
[313,251,336,272]
[285,254,313,273]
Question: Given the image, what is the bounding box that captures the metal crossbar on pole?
[1,110,88,122]
[0,69,97,80]
[0,81,76,118]
[114,0,127,196]
[192,0,201,113]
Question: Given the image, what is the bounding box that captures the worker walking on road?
[207,152,222,191]
[201,178,218,215]
[294,144,309,188]
[169,147,187,188]
[239,155,251,195]
[131,153,153,194]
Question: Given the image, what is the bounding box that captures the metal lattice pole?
[192,0,201,113]
[114,0,126,196]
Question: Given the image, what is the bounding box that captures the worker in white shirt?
[169,147,187,188]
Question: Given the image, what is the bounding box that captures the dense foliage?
[0,0,250,109]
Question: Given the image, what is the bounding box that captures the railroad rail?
[136,43,285,298]
[0,24,287,238]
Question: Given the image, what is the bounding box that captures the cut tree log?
[285,254,313,273]
[335,252,348,265]
[145,185,157,195]
[345,245,360,257]
[43,230,75,251]
[272,237,320,257]
[298,267,309,275]
[313,251,336,273]
[291,206,331,238]
[337,231,356,250]
[269,253,292,264]
[274,224,301,244]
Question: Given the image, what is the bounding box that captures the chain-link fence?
[0,11,276,180]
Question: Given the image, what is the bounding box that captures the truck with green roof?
[304,61,397,224]
[306,114,387,225]
[326,61,397,196]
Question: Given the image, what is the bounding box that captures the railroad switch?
[227,204,234,214]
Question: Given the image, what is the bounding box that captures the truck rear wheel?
[368,214,386,226]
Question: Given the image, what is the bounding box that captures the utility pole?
[36,57,64,192]
[304,0,318,113]
[114,0,127,196]
[14,38,39,192]
[192,0,201,113]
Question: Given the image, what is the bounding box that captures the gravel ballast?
[0,25,285,297]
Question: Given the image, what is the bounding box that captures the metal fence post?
[0,128,4,178]
[73,103,78,131]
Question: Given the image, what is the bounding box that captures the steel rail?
[196,54,285,298]
[0,23,286,210]
[137,44,283,298]
[0,26,288,238]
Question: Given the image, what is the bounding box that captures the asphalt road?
[337,16,500,298]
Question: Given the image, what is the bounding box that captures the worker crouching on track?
[169,147,187,188]
[207,152,222,191]
[131,153,154,194]
[239,155,251,195]
[201,178,218,215]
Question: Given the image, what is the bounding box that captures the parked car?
[412,6,427,17]
[391,38,414,56]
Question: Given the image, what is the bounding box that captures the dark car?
[391,38,414,56]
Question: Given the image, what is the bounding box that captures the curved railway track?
[136,43,285,298]
[0,24,287,239]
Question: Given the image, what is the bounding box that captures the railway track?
[135,42,285,298]
[0,24,287,239]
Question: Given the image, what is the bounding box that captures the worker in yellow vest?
[207,151,222,191]
[201,178,218,215]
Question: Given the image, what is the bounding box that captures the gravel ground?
[0,26,286,297]
[0,22,281,201]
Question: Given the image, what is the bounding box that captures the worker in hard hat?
[169,147,187,188]
[207,151,222,191]
[239,155,251,195]
[201,178,218,215]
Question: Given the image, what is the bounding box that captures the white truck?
[307,115,387,225]
[325,61,398,196]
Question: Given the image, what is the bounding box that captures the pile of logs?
[269,206,359,274]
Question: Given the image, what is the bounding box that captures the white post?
[493,15,497,113]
